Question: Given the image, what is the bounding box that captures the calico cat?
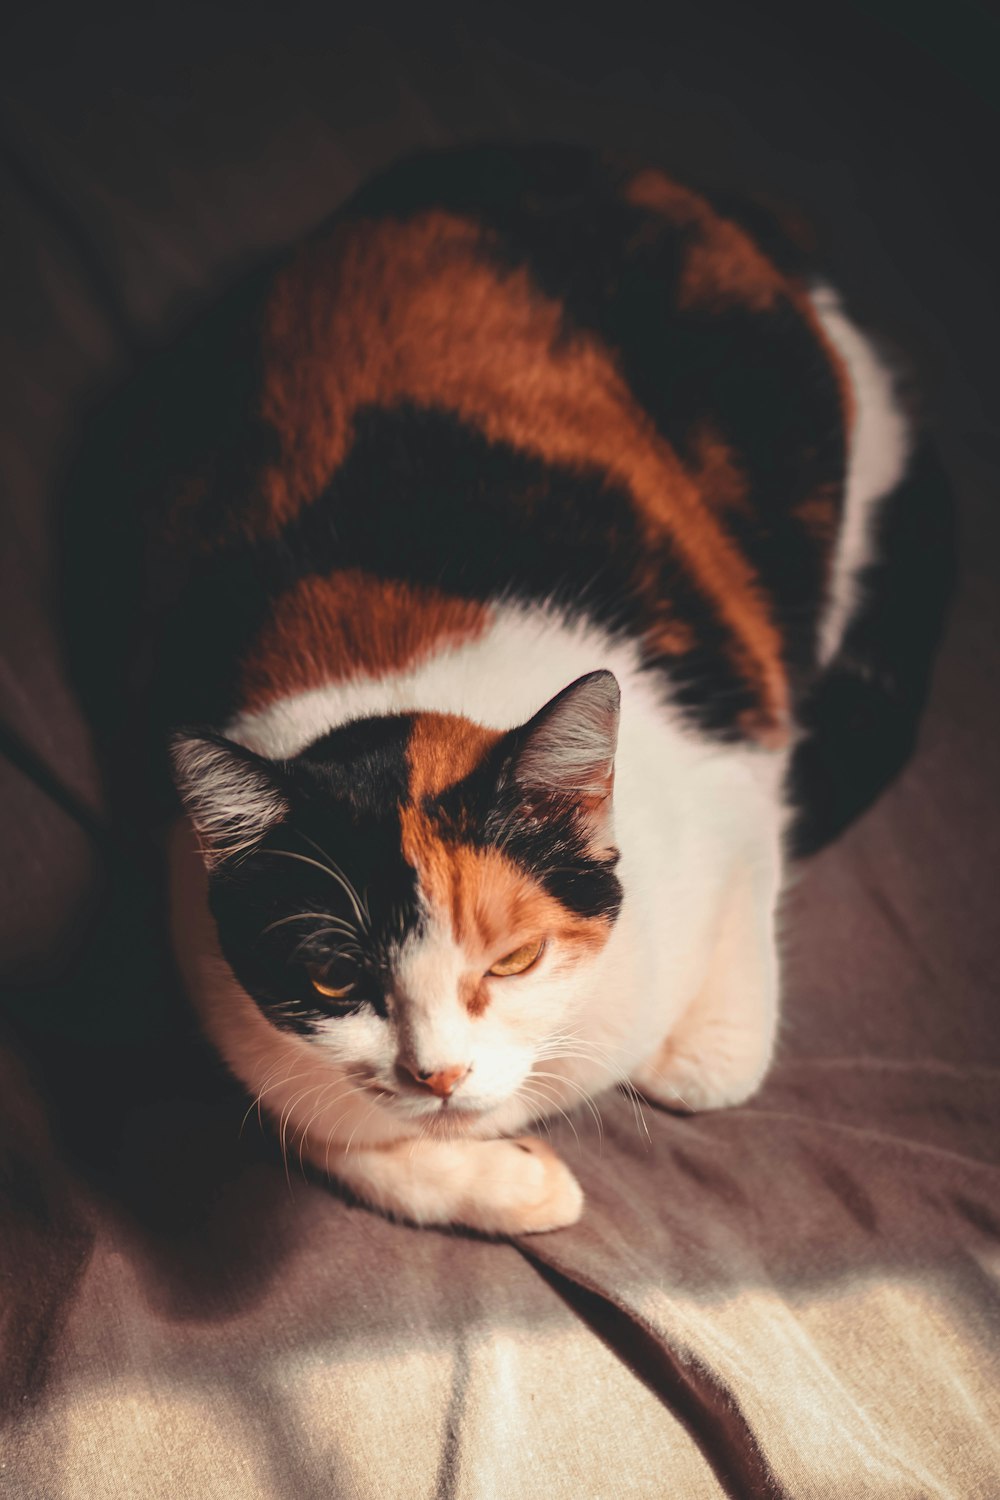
[157,145,950,1234]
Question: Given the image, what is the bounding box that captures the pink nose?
[405,1063,470,1098]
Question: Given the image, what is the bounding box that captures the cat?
[156,145,951,1235]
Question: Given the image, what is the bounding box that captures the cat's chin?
[384,1096,522,1142]
[418,1109,494,1141]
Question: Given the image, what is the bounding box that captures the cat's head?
[171,671,622,1131]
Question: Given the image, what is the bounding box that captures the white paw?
[459,1137,584,1236]
[631,1025,771,1113]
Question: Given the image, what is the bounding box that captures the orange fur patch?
[643,610,697,657]
[400,804,611,1016]
[238,572,490,713]
[624,169,784,314]
[164,198,803,738]
[180,206,796,738]
[406,712,503,799]
[794,488,839,542]
[626,167,854,442]
[399,711,612,1015]
[685,423,751,517]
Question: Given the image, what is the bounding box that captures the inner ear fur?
[508,670,620,845]
[170,732,289,869]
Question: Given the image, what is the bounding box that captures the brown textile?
[2,4,998,1497]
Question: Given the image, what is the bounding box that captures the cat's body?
[156,146,950,1233]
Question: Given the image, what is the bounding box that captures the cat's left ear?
[170,732,289,870]
[509,670,620,849]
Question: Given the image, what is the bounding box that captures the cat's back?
[150,145,855,750]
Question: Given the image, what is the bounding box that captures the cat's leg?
[313,1134,584,1235]
[630,851,780,1113]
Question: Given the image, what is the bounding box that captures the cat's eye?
[488,938,545,978]
[310,958,357,1003]
[311,976,355,1000]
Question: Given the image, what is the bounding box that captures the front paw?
[458,1137,584,1235]
[630,1022,772,1113]
[325,1133,584,1235]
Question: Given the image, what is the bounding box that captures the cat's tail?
[787,436,956,857]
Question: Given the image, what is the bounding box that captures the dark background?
[1,0,997,1112]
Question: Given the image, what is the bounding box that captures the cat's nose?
[402,1061,471,1098]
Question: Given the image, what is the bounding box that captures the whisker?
[536,1032,652,1146]
[297,1082,340,1175]
[513,1087,554,1139]
[260,848,369,932]
[282,1073,370,1181]
[240,1059,308,1137]
[540,1026,638,1063]
[322,1085,388,1178]
[261,911,357,938]
[250,1057,322,1129]
[342,1094,388,1159]
[518,1079,583,1152]
[531,1069,605,1148]
[407,1111,433,1161]
[278,1079,327,1187]
[289,930,362,962]
[521,1074,590,1152]
[298,1076,374,1173]
[620,1077,653,1145]
[295,832,372,931]
[307,927,363,948]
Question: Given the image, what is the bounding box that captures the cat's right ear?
[506,670,620,854]
[170,733,289,870]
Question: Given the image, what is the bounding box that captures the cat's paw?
[324,1132,583,1234]
[630,1023,771,1114]
[458,1137,584,1236]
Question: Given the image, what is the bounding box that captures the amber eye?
[309,957,357,1002]
[311,976,355,1000]
[488,938,545,978]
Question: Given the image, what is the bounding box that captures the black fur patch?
[348,144,846,683]
[111,145,937,876]
[788,438,955,855]
[430,730,624,924]
[155,402,757,739]
[147,145,847,750]
[208,716,422,1031]
[206,703,624,1031]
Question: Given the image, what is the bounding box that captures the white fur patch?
[225,600,788,1032]
[810,284,911,664]
[228,604,668,758]
[172,603,789,1230]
